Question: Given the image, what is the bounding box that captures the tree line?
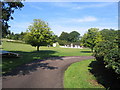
[5,19,81,50]
[58,31,81,46]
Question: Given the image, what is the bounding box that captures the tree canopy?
[58,31,80,45]
[1,0,24,37]
[59,32,69,41]
[24,19,56,51]
[81,28,103,51]
[100,29,118,42]
[69,31,80,42]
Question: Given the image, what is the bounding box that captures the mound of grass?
[64,59,104,88]
[2,41,92,74]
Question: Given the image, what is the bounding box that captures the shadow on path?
[2,50,63,76]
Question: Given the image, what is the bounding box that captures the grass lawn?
[64,59,104,88]
[2,41,92,73]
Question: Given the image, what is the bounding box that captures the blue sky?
[8,2,118,36]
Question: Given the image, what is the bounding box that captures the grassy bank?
[64,59,104,88]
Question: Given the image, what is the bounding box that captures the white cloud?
[49,2,74,8]
[11,22,31,29]
[49,16,97,24]
[50,24,89,36]
[28,3,43,10]
[50,24,118,36]
[9,21,31,33]
[49,2,114,10]
[97,27,118,31]
[72,3,114,10]
[71,16,97,22]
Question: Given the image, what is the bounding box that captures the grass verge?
[64,59,104,88]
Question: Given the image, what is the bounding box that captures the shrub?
[104,47,120,74]
[93,40,120,75]
[93,41,116,60]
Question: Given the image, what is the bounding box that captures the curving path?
[2,56,94,88]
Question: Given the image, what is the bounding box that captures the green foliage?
[93,29,120,75]
[94,42,120,74]
[104,47,120,74]
[58,31,80,45]
[93,41,117,60]
[81,28,103,51]
[100,29,118,42]
[72,41,81,46]
[59,32,69,41]
[7,33,20,40]
[2,1,24,37]
[58,39,70,46]
[24,19,56,51]
[6,31,26,40]
[69,31,80,42]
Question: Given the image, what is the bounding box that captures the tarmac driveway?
[2,56,94,88]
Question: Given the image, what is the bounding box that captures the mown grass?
[64,59,104,88]
[2,41,92,73]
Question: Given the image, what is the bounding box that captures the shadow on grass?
[80,51,92,53]
[2,50,63,76]
[88,60,120,89]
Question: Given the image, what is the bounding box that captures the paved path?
[2,56,94,88]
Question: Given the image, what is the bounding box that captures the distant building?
[53,43,57,47]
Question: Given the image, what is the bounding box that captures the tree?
[93,29,120,76]
[100,29,118,42]
[59,32,69,41]
[68,31,80,42]
[58,39,70,46]
[58,31,81,46]
[93,39,120,75]
[81,28,103,52]
[1,0,24,37]
[24,19,55,51]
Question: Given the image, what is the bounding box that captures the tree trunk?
[37,46,40,51]
[91,47,94,52]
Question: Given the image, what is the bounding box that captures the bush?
[93,41,116,60]
[93,40,120,74]
[104,47,120,74]
[58,39,70,46]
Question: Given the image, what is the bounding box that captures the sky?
[8,1,118,36]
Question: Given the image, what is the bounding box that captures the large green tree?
[68,31,80,42]
[24,19,55,51]
[1,0,24,37]
[100,29,118,41]
[59,32,69,41]
[81,28,103,52]
[93,29,120,76]
[58,31,80,45]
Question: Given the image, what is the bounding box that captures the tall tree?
[81,28,103,52]
[24,19,55,51]
[59,32,69,41]
[93,31,120,75]
[1,0,24,37]
[100,29,118,41]
[68,31,80,42]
